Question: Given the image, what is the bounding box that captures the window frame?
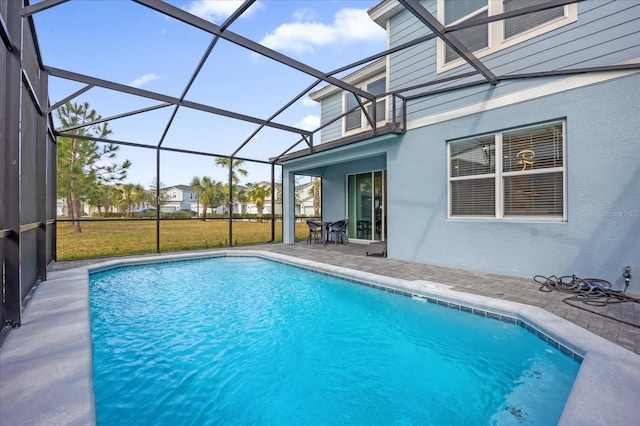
[342,74,388,136]
[436,0,577,73]
[447,120,567,222]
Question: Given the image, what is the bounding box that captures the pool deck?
[2,243,639,425]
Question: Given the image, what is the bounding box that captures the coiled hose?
[533,274,640,329]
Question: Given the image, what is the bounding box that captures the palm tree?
[122,183,146,217]
[308,177,321,219]
[190,176,226,220]
[216,158,248,213]
[215,157,248,185]
[246,183,271,223]
[235,187,249,214]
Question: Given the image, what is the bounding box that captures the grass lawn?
[57,219,310,260]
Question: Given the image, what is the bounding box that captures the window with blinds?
[344,76,387,133]
[503,0,566,39]
[366,77,387,123]
[449,121,565,220]
[444,0,489,63]
[345,93,361,131]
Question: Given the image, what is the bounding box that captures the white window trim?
[436,0,577,74]
[342,74,388,138]
[447,120,567,222]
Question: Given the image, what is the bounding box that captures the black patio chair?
[306,220,323,244]
[326,219,349,244]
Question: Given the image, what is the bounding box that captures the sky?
[32,0,387,188]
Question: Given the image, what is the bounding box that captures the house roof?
[368,0,405,28]
[167,185,195,191]
[308,58,387,101]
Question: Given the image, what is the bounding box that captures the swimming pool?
[90,256,580,425]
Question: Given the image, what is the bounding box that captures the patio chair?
[326,219,349,244]
[306,220,323,244]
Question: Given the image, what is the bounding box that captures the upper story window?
[344,76,387,134]
[437,0,577,72]
[448,120,565,220]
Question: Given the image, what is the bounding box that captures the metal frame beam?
[133,0,375,101]
[499,63,640,80]
[54,131,273,165]
[398,0,497,85]
[2,0,22,328]
[20,0,69,17]
[58,102,172,133]
[45,65,312,136]
[0,12,13,51]
[47,83,94,113]
[155,2,254,149]
[232,79,322,158]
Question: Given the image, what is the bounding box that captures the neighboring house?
[279,0,640,293]
[250,181,318,218]
[164,185,199,213]
[295,180,319,218]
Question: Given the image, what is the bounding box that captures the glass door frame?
[346,170,386,242]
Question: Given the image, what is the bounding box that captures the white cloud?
[301,97,317,107]
[260,8,385,54]
[184,0,262,22]
[292,8,316,22]
[129,73,161,88]
[295,115,320,131]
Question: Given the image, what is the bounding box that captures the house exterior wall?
[322,155,387,222]
[385,73,639,292]
[284,0,639,293]
[319,92,343,143]
[388,0,640,122]
[282,137,395,239]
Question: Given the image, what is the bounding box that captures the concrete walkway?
[49,242,640,355]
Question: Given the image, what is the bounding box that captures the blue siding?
[385,73,640,292]
[285,74,639,292]
[387,0,640,123]
[290,0,639,293]
[322,155,387,221]
[319,92,342,143]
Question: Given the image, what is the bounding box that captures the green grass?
[56,219,310,260]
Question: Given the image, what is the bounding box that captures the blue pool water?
[90,257,580,425]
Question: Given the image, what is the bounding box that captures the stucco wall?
[386,73,640,293]
[321,155,387,222]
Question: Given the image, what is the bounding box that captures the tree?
[235,187,249,214]
[216,157,248,212]
[103,185,124,215]
[190,176,226,220]
[122,183,146,217]
[85,183,108,217]
[309,177,321,218]
[148,178,169,209]
[56,102,130,233]
[215,157,248,185]
[246,182,271,223]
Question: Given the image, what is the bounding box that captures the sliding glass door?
[347,171,385,241]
